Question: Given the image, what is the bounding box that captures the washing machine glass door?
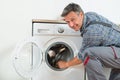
[13,37,43,79]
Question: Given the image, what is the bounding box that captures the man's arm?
[57,56,82,69]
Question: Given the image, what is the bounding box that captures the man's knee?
[83,47,99,62]
[84,47,96,56]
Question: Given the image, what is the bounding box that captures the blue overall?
[77,12,120,80]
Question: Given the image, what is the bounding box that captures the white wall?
[0,0,120,80]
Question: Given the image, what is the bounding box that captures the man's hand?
[57,56,82,69]
[57,60,69,69]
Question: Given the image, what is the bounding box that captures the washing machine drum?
[48,49,65,68]
[46,43,74,70]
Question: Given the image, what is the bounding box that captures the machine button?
[58,28,64,33]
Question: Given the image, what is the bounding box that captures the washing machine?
[13,19,85,80]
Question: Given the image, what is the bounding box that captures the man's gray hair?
[61,3,84,17]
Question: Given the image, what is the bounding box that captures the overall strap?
[81,21,112,36]
[86,21,112,28]
[81,21,120,37]
[86,21,120,33]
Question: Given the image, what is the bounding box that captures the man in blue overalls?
[57,3,120,80]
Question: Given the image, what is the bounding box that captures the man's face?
[63,11,84,31]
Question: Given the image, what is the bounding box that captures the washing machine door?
[13,37,43,79]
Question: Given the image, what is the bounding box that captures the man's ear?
[79,12,83,16]
[63,18,65,21]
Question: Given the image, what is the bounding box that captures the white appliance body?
[13,20,85,80]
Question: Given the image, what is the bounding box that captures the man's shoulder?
[85,12,99,16]
[84,12,107,22]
